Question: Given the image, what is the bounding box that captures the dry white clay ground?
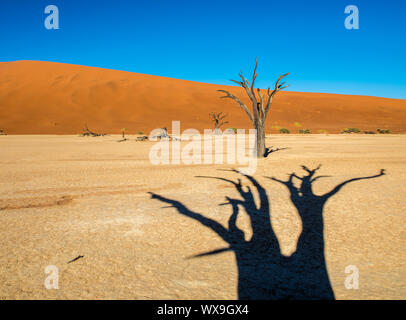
[0,134,405,299]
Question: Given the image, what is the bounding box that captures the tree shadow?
[264,146,289,158]
[149,166,385,300]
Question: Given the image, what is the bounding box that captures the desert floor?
[0,134,405,300]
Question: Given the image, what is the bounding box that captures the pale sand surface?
[0,135,405,299]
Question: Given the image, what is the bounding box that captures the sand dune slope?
[0,61,405,134]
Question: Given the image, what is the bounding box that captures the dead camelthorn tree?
[81,124,107,137]
[218,59,289,158]
[118,128,128,142]
[209,112,229,134]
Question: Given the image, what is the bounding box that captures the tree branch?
[217,89,254,123]
[236,72,255,101]
[264,73,290,119]
[257,88,265,119]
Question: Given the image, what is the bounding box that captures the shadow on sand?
[149,166,385,300]
[264,146,289,158]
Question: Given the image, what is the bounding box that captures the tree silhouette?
[149,166,385,299]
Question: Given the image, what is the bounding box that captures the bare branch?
[236,72,254,101]
[244,78,251,89]
[217,90,254,123]
[263,73,290,119]
[263,92,274,121]
[250,58,259,106]
[257,88,265,118]
[229,79,243,86]
[251,57,258,89]
[274,73,290,91]
[279,84,290,90]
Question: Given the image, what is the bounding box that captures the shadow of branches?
[149,166,385,299]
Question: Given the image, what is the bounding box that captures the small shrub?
[364,131,376,134]
[341,128,361,134]
[137,131,144,135]
[299,128,311,134]
[317,129,328,134]
[279,128,290,134]
[377,128,390,134]
[294,122,302,128]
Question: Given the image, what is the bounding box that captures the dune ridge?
[0,60,405,134]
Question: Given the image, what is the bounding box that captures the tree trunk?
[255,124,266,158]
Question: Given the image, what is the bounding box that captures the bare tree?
[81,124,107,137]
[218,59,289,158]
[209,112,229,134]
[118,128,128,142]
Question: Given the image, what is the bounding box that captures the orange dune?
[0,60,405,134]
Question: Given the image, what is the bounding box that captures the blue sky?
[0,0,405,99]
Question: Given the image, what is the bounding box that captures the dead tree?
[118,128,128,142]
[81,124,106,137]
[0,129,6,136]
[218,58,289,158]
[209,112,229,134]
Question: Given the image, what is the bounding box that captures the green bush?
[341,128,361,134]
[137,131,144,135]
[377,128,390,134]
[279,128,290,134]
[364,131,376,134]
[299,128,311,134]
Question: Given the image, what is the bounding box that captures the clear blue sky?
[1,0,405,99]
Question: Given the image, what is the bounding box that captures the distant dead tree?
[118,128,128,142]
[218,58,289,158]
[209,112,229,134]
[81,124,107,137]
[0,129,6,136]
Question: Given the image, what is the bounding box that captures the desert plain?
[0,134,405,299]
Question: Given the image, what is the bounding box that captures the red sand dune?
[0,60,405,134]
